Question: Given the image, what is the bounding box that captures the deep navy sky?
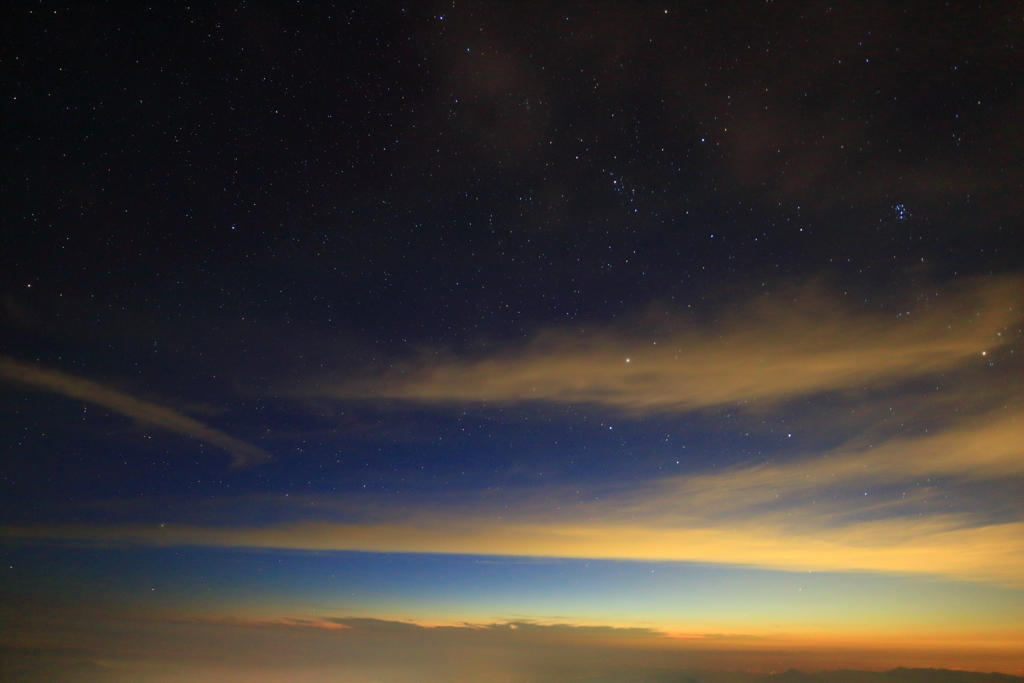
[2,0,1021,521]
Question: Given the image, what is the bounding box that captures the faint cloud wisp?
[0,356,271,468]
[326,277,1019,415]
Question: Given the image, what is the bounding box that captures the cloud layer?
[5,408,1021,585]
[6,516,1020,585]
[3,277,1020,585]
[6,609,1021,682]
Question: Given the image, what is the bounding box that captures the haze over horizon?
[2,1,1022,681]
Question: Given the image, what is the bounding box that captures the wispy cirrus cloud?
[617,409,1024,525]
[0,357,271,468]
[321,277,1019,414]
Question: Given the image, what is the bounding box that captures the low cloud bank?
[2,608,1022,681]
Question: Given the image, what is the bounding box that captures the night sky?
[2,2,1022,682]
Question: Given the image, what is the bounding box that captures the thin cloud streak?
[625,409,1024,524]
[326,277,1019,414]
[0,357,271,468]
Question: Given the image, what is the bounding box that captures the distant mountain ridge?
[768,669,1022,683]
[579,668,1023,683]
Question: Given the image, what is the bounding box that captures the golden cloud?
[0,357,271,468]
[326,277,1020,414]
[623,409,1024,524]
